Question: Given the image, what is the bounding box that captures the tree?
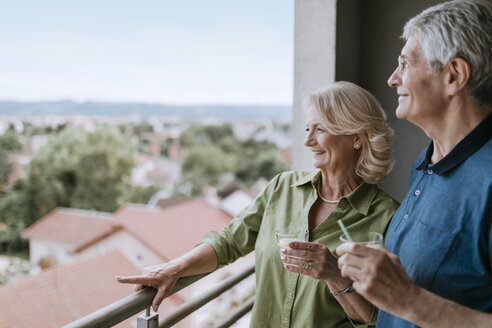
[132,122,154,137]
[23,126,135,224]
[181,146,236,195]
[0,131,22,190]
[0,148,12,186]
[0,190,29,252]
[179,123,202,148]
[179,123,234,149]
[253,151,290,181]
[203,123,234,144]
[236,149,290,185]
[233,138,289,185]
[0,131,23,151]
[217,135,241,154]
[126,184,162,204]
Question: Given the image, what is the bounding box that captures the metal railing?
[212,295,255,328]
[63,264,255,328]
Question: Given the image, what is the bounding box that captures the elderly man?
[337,1,492,327]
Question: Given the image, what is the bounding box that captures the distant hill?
[0,101,292,122]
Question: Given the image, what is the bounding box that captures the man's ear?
[446,57,470,96]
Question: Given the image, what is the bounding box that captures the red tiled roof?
[22,208,121,251]
[156,197,191,209]
[0,250,184,328]
[113,200,232,261]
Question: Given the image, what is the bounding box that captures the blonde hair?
[306,81,394,184]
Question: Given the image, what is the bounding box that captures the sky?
[0,0,294,105]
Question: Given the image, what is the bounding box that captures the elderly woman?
[116,81,399,327]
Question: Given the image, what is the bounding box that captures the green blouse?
[202,170,399,328]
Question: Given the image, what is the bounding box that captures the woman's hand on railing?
[116,262,181,312]
[115,243,219,313]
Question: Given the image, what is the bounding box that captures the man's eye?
[398,56,409,71]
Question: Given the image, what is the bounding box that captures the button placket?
[281,273,299,327]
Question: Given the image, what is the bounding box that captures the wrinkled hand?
[281,241,340,281]
[336,243,419,313]
[115,262,180,312]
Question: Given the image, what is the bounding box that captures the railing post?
[137,307,158,328]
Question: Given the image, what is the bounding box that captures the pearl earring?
[355,144,360,149]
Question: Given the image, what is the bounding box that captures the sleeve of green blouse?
[347,307,378,328]
[201,173,281,268]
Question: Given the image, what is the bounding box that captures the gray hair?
[403,0,492,107]
[307,81,394,184]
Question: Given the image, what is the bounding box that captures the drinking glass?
[275,231,300,249]
[339,231,383,245]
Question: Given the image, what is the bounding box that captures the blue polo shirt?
[377,114,492,327]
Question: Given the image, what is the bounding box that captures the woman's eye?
[317,128,324,132]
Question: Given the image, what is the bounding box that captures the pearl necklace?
[317,180,341,204]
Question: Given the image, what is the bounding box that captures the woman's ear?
[353,135,361,150]
[446,57,470,96]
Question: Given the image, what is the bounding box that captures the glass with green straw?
[338,220,382,245]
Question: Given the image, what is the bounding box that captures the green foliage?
[0,190,29,251]
[273,121,291,132]
[23,124,67,136]
[179,124,199,148]
[182,146,236,194]
[253,151,290,181]
[159,137,177,157]
[179,123,234,149]
[126,184,162,204]
[217,136,240,154]
[236,149,290,185]
[203,124,234,144]
[240,138,277,153]
[234,138,286,185]
[0,131,22,189]
[23,126,135,223]
[132,122,154,137]
[0,131,23,151]
[0,148,12,185]
[179,124,291,193]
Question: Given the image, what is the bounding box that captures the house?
[131,152,181,186]
[219,190,254,217]
[108,200,233,265]
[21,199,255,327]
[22,207,120,268]
[0,250,184,328]
[22,200,234,268]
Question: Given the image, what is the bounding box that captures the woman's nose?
[304,132,314,147]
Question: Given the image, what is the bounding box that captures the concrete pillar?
[292,0,443,200]
[292,0,337,171]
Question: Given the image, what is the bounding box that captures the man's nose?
[387,67,401,87]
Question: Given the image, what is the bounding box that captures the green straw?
[337,220,353,242]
